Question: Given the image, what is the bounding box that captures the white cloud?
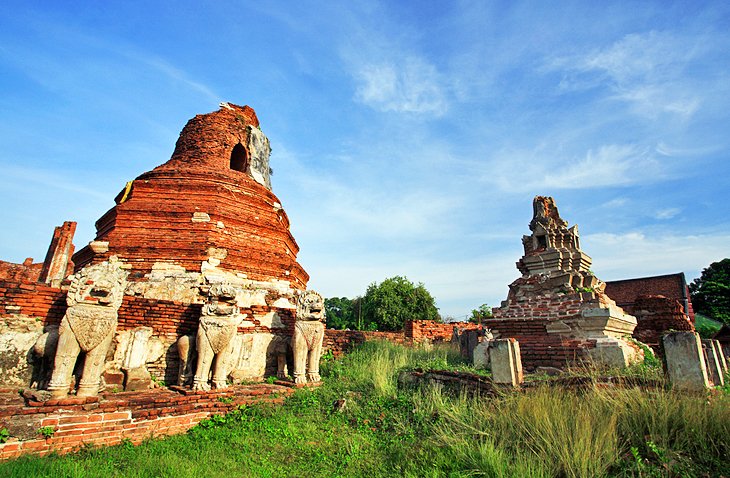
[487,144,661,192]
[0,165,108,200]
[584,232,730,282]
[655,208,681,220]
[548,30,705,119]
[352,56,448,115]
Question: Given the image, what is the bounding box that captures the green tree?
[689,258,730,325]
[324,296,363,330]
[469,303,493,324]
[361,276,439,331]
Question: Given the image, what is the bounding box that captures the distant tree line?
[324,276,439,331]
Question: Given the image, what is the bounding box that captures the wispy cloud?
[0,165,108,200]
[655,208,681,220]
[351,56,448,115]
[0,16,220,105]
[585,231,730,281]
[548,30,706,119]
[487,144,661,192]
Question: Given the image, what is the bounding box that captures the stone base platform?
[0,383,294,461]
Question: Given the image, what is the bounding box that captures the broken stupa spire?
[72,103,308,289]
[485,196,641,369]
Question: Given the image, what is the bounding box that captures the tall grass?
[1,340,727,477]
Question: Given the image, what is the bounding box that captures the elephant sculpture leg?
[212,340,234,389]
[47,320,81,399]
[193,329,214,391]
[77,326,116,397]
[306,328,324,382]
[176,335,196,386]
[291,329,309,384]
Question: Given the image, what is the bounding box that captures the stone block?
[123,366,152,391]
[586,337,639,368]
[702,339,725,387]
[473,340,490,369]
[489,339,523,386]
[712,339,728,374]
[122,327,153,370]
[0,316,45,387]
[663,332,709,391]
[510,339,524,384]
[457,329,481,361]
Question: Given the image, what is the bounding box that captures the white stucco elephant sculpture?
[192,283,242,391]
[291,290,325,384]
[47,257,128,398]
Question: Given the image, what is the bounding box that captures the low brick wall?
[323,330,407,357]
[323,320,481,357]
[0,384,293,461]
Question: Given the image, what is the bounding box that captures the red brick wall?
[483,317,593,369]
[0,384,292,461]
[0,280,67,323]
[625,295,694,346]
[323,321,480,357]
[323,329,407,357]
[0,261,44,284]
[407,320,480,343]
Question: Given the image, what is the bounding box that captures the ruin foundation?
[486,196,641,370]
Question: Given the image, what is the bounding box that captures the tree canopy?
[469,304,493,324]
[689,258,730,326]
[324,296,362,330]
[361,276,439,331]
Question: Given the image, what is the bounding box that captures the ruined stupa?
[73,103,308,290]
[0,103,326,393]
[485,196,641,369]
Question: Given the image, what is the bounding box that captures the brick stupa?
[486,196,640,369]
[73,103,308,290]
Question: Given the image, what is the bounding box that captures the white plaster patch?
[257,311,285,329]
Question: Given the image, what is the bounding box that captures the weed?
[37,426,55,439]
[150,374,166,387]
[0,428,9,444]
[217,396,234,404]
[320,349,335,362]
[265,375,277,384]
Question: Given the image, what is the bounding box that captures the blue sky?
[1,1,728,319]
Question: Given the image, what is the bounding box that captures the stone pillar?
[510,339,524,384]
[712,339,728,375]
[489,338,523,386]
[456,328,481,361]
[122,327,154,391]
[702,339,725,387]
[473,339,491,369]
[663,332,709,391]
[39,221,77,287]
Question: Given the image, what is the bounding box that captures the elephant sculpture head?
[296,290,325,322]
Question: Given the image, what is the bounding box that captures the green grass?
[1,340,728,477]
[695,312,723,338]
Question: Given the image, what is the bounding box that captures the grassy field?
[1,341,728,477]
